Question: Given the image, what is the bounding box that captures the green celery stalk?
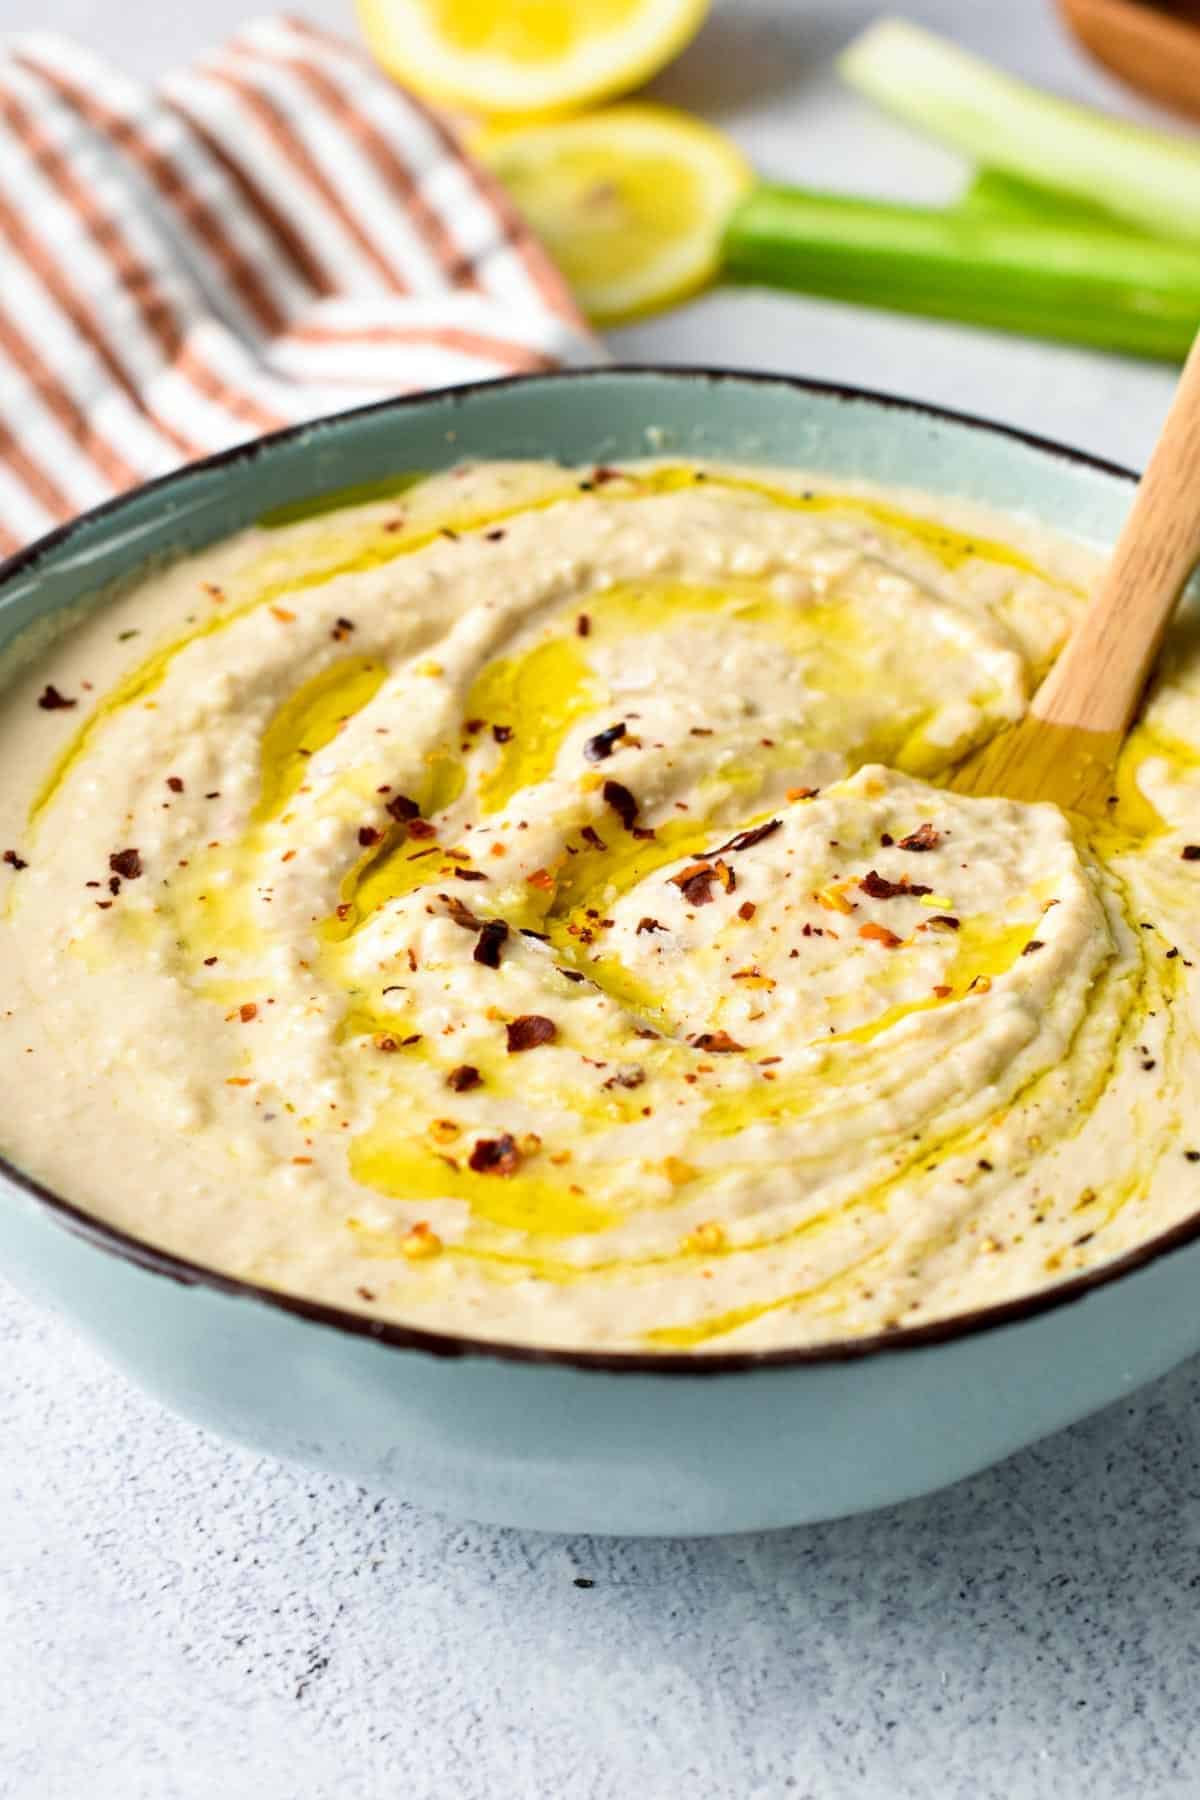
[722,183,1200,360]
[960,169,1146,233]
[841,18,1200,243]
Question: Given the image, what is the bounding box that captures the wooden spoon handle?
[1034,329,1200,736]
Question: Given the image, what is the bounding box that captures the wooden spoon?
[1057,0,1200,123]
[951,329,1200,815]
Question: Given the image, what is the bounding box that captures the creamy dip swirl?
[3,459,1200,1352]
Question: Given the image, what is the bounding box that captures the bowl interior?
[0,366,1155,1373]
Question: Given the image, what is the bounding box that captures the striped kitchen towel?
[0,14,599,553]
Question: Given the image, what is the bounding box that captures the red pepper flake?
[880,832,894,847]
[1021,938,1045,956]
[95,900,113,909]
[358,825,383,848]
[932,984,952,998]
[109,848,143,880]
[584,722,627,762]
[688,1030,745,1053]
[738,900,756,921]
[714,859,735,894]
[576,613,591,637]
[484,529,506,542]
[506,1014,557,1053]
[636,916,664,934]
[706,819,782,857]
[581,825,607,851]
[859,870,932,900]
[292,1155,312,1165]
[454,867,487,882]
[166,776,184,793]
[924,915,960,932]
[203,956,218,966]
[898,822,941,852]
[603,1064,646,1090]
[527,867,555,891]
[238,1002,258,1022]
[357,1285,376,1301]
[447,1064,482,1091]
[387,793,421,823]
[336,903,352,921]
[469,1133,520,1175]
[108,876,121,896]
[271,606,296,623]
[473,920,509,968]
[680,869,716,905]
[602,779,639,832]
[38,684,76,710]
[591,465,622,484]
[492,724,513,744]
[787,786,819,801]
[3,849,27,870]
[859,922,902,947]
[1182,845,1200,861]
[442,893,481,930]
[407,818,438,840]
[670,861,717,906]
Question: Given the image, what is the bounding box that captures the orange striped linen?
[0,15,599,553]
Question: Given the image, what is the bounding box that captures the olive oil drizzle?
[29,460,1067,829]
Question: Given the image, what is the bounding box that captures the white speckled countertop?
[3,1,1197,1794]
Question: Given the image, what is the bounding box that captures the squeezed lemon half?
[477,105,753,322]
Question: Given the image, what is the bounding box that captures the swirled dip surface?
[4,460,1200,1351]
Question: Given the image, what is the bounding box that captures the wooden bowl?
[1058,0,1200,119]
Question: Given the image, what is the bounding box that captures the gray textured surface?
[3,1,1198,1795]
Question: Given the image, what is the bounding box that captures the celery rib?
[723,184,1200,361]
[840,18,1200,244]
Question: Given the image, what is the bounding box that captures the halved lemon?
[477,106,754,323]
[356,0,709,119]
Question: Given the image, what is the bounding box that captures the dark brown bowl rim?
[2,362,1185,1377]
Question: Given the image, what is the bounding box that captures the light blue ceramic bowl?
[3,368,1196,1537]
